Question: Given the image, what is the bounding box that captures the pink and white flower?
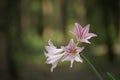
[45,40,63,72]
[61,39,84,68]
[70,23,97,44]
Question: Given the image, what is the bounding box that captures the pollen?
[72,49,77,55]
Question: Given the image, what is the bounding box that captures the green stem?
[107,72,117,80]
[81,54,103,80]
[76,42,79,46]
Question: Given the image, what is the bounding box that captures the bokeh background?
[0,0,120,80]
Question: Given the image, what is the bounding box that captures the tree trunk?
[102,0,116,63]
[0,0,21,80]
[60,0,68,36]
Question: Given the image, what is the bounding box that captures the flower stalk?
[81,54,103,80]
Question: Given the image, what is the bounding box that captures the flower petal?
[48,39,56,48]
[85,33,97,39]
[81,24,90,37]
[80,39,91,44]
[75,23,82,33]
[76,47,84,53]
[61,53,71,62]
[75,55,83,63]
[68,39,76,49]
[45,46,63,55]
[44,39,64,72]
[70,59,74,68]
[46,53,64,72]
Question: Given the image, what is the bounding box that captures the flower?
[61,39,84,68]
[70,23,97,44]
[45,40,63,72]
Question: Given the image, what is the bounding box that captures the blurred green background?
[0,0,120,80]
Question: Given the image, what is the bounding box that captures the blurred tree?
[37,0,43,36]
[21,0,31,35]
[0,0,21,80]
[85,0,119,62]
[60,0,68,36]
[0,0,10,79]
[74,0,86,25]
[101,0,119,62]
[30,0,43,36]
[42,0,54,29]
